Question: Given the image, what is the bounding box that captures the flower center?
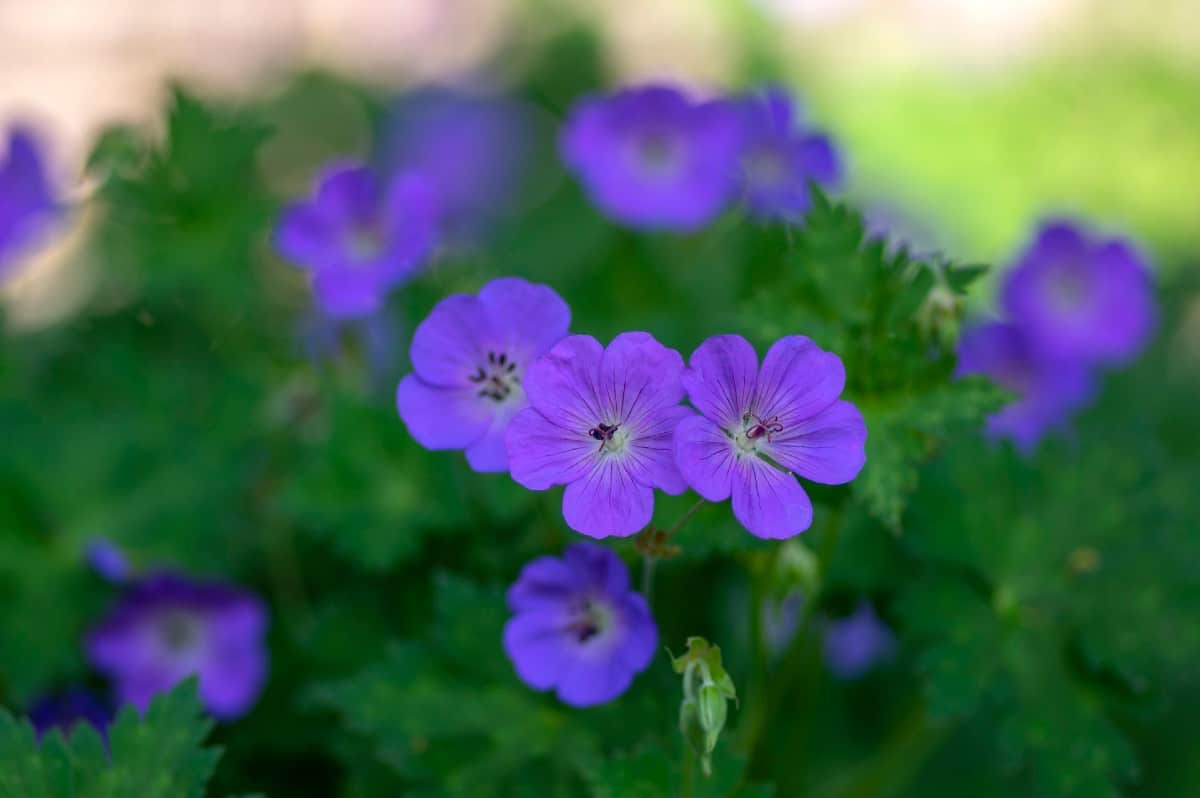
[631,131,683,179]
[469,350,521,403]
[157,610,202,653]
[344,224,386,263]
[588,421,629,455]
[1044,265,1089,316]
[732,412,784,455]
[742,146,788,189]
[567,598,613,645]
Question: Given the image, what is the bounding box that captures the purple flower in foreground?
[0,127,59,280]
[507,332,690,538]
[28,688,112,740]
[275,163,439,319]
[1002,220,1155,365]
[675,335,866,539]
[503,543,656,707]
[957,321,1094,453]
[86,573,268,720]
[85,537,131,584]
[561,85,741,231]
[398,277,571,472]
[823,601,895,680]
[733,87,841,220]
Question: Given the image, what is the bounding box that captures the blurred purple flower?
[823,601,895,680]
[379,88,532,230]
[86,572,268,720]
[674,335,866,539]
[275,163,439,319]
[560,85,741,231]
[85,537,131,584]
[503,543,656,707]
[0,127,59,281]
[957,321,1095,453]
[28,688,112,740]
[506,332,690,538]
[733,86,841,220]
[397,277,571,473]
[1002,220,1155,366]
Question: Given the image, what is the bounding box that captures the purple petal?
[507,556,578,612]
[628,404,691,494]
[562,460,654,538]
[311,268,386,320]
[615,593,658,672]
[562,542,631,596]
[555,652,633,707]
[521,335,606,429]
[767,400,867,485]
[598,332,685,424]
[504,612,576,691]
[478,277,572,364]
[409,294,495,387]
[506,406,596,490]
[795,134,842,187]
[274,203,339,269]
[464,410,519,473]
[731,459,813,539]
[674,414,737,501]
[682,335,759,428]
[753,335,845,424]
[313,163,379,224]
[397,375,493,451]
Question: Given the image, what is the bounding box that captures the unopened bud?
[697,683,727,753]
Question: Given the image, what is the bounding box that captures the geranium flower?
[0,127,59,280]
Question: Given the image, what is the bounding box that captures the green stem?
[664,497,707,539]
[641,555,657,604]
[681,743,697,798]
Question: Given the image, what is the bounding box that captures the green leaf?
[0,682,220,798]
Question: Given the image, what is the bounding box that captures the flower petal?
[598,332,684,425]
[754,335,845,424]
[615,593,658,672]
[563,542,631,596]
[674,414,737,501]
[274,203,339,269]
[682,335,759,428]
[562,460,654,538]
[731,458,813,539]
[628,404,691,494]
[478,277,572,364]
[507,555,578,613]
[506,406,595,490]
[555,652,633,707]
[397,375,492,450]
[311,268,385,320]
[314,163,379,224]
[409,294,494,387]
[503,612,575,691]
[767,400,867,485]
[522,334,606,429]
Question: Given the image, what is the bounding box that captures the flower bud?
[697,683,728,753]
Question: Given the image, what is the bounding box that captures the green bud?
[697,683,728,753]
[679,696,706,757]
[771,540,820,600]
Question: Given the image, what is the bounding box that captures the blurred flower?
[675,335,866,539]
[398,277,571,473]
[732,87,842,220]
[0,127,60,282]
[27,688,113,740]
[85,537,131,584]
[378,88,532,233]
[560,85,741,231]
[86,572,268,720]
[503,543,656,707]
[823,601,895,680]
[956,320,1094,453]
[507,333,690,538]
[762,590,806,657]
[1002,220,1156,366]
[275,163,439,319]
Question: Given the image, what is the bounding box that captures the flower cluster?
[957,220,1155,452]
[0,127,59,281]
[560,84,841,231]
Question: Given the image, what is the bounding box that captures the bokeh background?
[2,2,1199,797]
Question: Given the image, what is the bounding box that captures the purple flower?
[506,332,691,538]
[85,573,268,720]
[560,85,741,231]
[0,127,59,281]
[503,543,657,707]
[380,88,532,230]
[397,277,571,473]
[27,688,112,740]
[733,87,842,220]
[674,335,866,539]
[275,163,439,319]
[85,537,131,584]
[823,601,895,680]
[956,321,1095,453]
[1001,221,1155,365]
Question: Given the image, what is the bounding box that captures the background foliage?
[1,24,1198,798]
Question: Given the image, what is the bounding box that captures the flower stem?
[664,497,707,539]
[641,554,657,604]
